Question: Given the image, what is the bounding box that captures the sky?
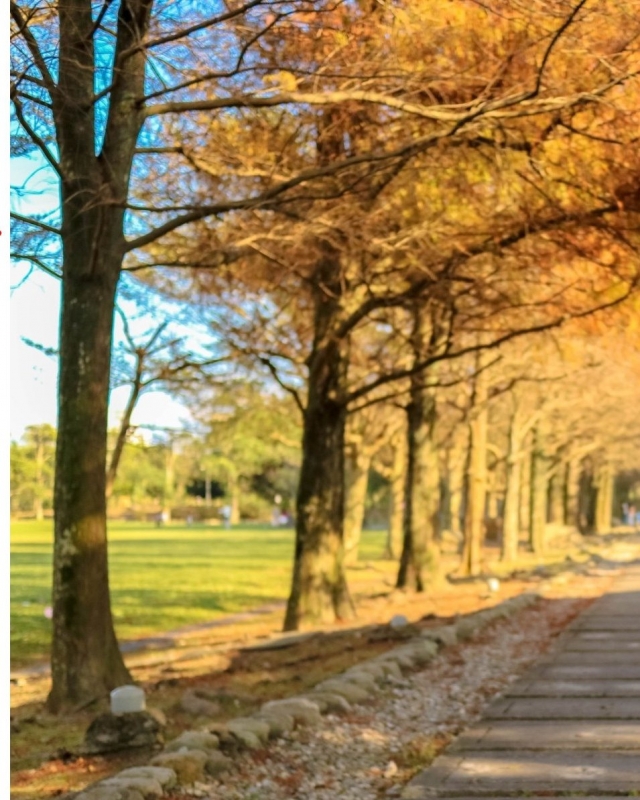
[10,267,195,442]
[9,145,201,442]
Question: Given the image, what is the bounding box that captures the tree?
[10,424,56,517]
[107,309,226,498]
[11,0,640,703]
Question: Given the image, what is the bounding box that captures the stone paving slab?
[536,663,640,679]
[550,650,636,664]
[574,617,640,630]
[485,697,640,719]
[406,751,640,794]
[564,638,640,651]
[566,629,640,639]
[448,720,640,750]
[582,602,640,616]
[404,571,640,798]
[504,679,640,696]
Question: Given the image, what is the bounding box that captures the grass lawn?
[10,520,389,669]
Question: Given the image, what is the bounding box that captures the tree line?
[11,0,640,711]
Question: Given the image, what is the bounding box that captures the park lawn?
[10,520,389,669]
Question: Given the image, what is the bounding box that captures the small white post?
[110,685,146,715]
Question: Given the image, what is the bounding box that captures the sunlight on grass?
[10,520,388,668]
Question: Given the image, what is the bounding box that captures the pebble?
[183,599,582,800]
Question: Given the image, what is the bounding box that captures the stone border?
[71,593,539,799]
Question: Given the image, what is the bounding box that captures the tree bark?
[461,361,488,577]
[594,463,613,534]
[230,477,241,526]
[563,460,579,527]
[577,461,596,534]
[529,426,548,555]
[162,440,175,521]
[548,467,565,525]
[447,426,468,547]
[284,254,354,630]
[48,0,152,711]
[397,376,440,590]
[501,409,522,563]
[385,430,407,560]
[344,447,371,565]
[49,251,131,711]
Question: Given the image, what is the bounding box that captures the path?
[404,566,640,797]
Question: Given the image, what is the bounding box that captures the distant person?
[221,505,231,529]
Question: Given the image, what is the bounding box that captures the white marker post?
[110,685,146,715]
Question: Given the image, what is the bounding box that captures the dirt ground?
[10,530,640,800]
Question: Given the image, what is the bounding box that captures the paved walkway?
[404,567,640,798]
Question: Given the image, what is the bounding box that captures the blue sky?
[10,264,195,441]
[10,153,196,441]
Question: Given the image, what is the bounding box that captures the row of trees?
[11,0,640,710]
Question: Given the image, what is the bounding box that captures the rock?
[261,697,323,726]
[180,689,221,718]
[203,722,241,754]
[379,650,416,670]
[370,659,403,680]
[341,669,378,691]
[303,691,352,714]
[75,788,144,800]
[84,711,164,754]
[406,640,438,665]
[100,776,163,799]
[456,616,482,640]
[347,662,388,684]
[314,679,369,704]
[114,767,176,789]
[204,750,233,776]
[421,625,457,647]
[150,749,207,784]
[227,727,262,749]
[164,731,219,754]
[227,717,270,744]
[383,759,398,778]
[390,614,409,629]
[254,710,296,736]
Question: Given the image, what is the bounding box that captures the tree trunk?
[529,427,548,555]
[447,427,467,547]
[162,440,175,521]
[519,438,532,539]
[397,378,440,590]
[577,462,596,534]
[563,460,579,527]
[385,431,406,560]
[230,478,241,526]
[106,359,143,499]
[284,258,354,630]
[461,364,488,577]
[548,467,565,525]
[34,438,45,520]
[47,0,152,711]
[501,411,521,563]
[594,463,613,534]
[49,250,131,712]
[344,448,371,565]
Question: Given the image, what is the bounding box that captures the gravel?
[174,597,586,800]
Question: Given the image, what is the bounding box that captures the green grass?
[10,520,388,668]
